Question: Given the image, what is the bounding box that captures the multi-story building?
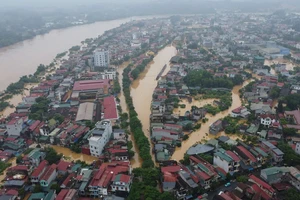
[88,120,112,157]
[93,49,110,67]
[6,117,23,136]
[213,149,240,174]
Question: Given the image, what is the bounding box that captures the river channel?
[131,46,177,163]
[0,15,168,91]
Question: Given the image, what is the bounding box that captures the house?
[56,189,77,200]
[192,108,206,120]
[31,160,48,183]
[88,162,131,197]
[57,160,73,175]
[209,120,223,134]
[286,167,300,191]
[285,110,300,131]
[186,144,214,155]
[161,165,181,192]
[89,120,113,157]
[40,164,57,188]
[260,114,276,127]
[102,96,118,121]
[75,102,95,123]
[260,167,290,184]
[231,106,250,118]
[28,191,56,200]
[260,140,284,163]
[111,174,132,193]
[152,128,180,140]
[248,175,276,197]
[25,148,46,167]
[213,149,240,174]
[234,146,257,169]
[6,118,24,136]
[113,129,126,140]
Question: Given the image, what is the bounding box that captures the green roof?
[44,190,55,200]
[262,167,290,176]
[254,147,268,157]
[215,151,233,162]
[28,193,45,200]
[258,130,267,138]
[71,164,81,172]
[79,181,88,191]
[28,149,43,159]
[206,139,218,147]
[247,124,259,134]
[39,136,49,142]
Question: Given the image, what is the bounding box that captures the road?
[207,182,238,200]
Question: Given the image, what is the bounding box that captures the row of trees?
[122,63,154,168]
[184,70,243,89]
[130,57,153,80]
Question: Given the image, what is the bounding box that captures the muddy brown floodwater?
[171,80,252,161]
[130,45,177,163]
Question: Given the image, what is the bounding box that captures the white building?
[99,70,116,80]
[93,49,110,67]
[6,117,24,136]
[213,150,240,174]
[89,120,112,157]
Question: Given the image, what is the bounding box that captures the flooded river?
[131,45,177,162]
[0,15,167,91]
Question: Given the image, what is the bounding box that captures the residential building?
[6,118,23,136]
[31,160,48,183]
[231,106,250,118]
[213,149,240,174]
[40,164,57,188]
[111,174,132,193]
[94,49,110,67]
[88,120,112,157]
[248,175,276,197]
[260,140,284,163]
[260,167,290,184]
[209,120,223,134]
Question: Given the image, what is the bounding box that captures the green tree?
[236,175,248,183]
[44,147,62,164]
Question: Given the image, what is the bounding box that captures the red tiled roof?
[232,106,245,114]
[29,120,41,131]
[56,189,69,200]
[163,172,177,182]
[161,165,181,173]
[73,79,110,91]
[8,165,28,172]
[118,174,131,183]
[31,160,48,177]
[7,118,21,126]
[62,173,75,187]
[152,128,179,135]
[164,124,182,129]
[226,150,240,162]
[5,189,18,196]
[57,160,72,172]
[236,146,256,162]
[197,171,210,180]
[249,175,275,193]
[103,96,118,120]
[251,183,271,200]
[40,164,56,181]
